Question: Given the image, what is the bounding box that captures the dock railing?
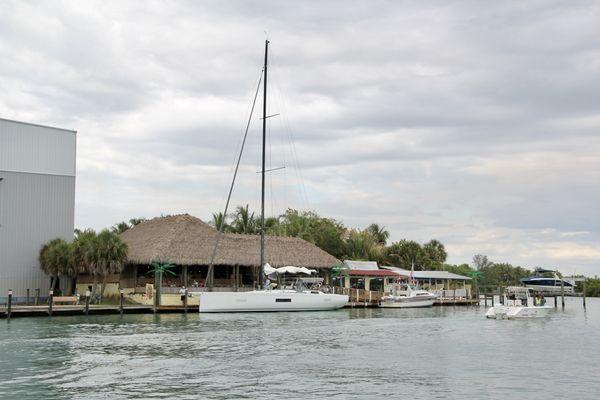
[331,287,382,305]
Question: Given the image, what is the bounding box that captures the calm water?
[1,297,599,399]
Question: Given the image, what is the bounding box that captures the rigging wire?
[206,68,263,288]
[269,48,312,212]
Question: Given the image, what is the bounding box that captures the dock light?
[85,290,91,297]
[120,289,124,294]
[49,290,53,295]
[8,289,12,296]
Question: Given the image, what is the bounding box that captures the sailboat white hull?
[199,290,349,312]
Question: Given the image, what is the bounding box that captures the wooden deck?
[434,298,479,306]
[0,304,198,318]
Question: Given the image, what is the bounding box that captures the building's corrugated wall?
[0,118,76,302]
[0,119,76,176]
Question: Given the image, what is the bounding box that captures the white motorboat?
[486,286,552,319]
[199,40,348,312]
[379,282,437,308]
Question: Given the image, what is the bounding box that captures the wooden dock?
[434,298,479,306]
[0,304,198,319]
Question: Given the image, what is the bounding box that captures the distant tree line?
[210,206,598,294]
[210,206,448,269]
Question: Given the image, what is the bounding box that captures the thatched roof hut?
[119,214,340,269]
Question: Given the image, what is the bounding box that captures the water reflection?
[1,299,598,399]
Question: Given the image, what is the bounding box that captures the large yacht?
[520,269,575,294]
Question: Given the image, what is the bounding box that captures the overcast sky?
[1,0,599,275]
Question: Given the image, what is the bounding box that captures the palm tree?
[231,204,258,234]
[345,230,383,261]
[211,212,230,232]
[111,221,130,234]
[147,261,176,307]
[366,223,390,246]
[86,230,128,303]
[69,229,97,294]
[39,238,70,292]
[423,239,447,269]
[384,239,425,269]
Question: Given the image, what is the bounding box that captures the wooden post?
[484,293,488,307]
[234,265,239,292]
[35,288,40,306]
[499,287,504,305]
[583,280,586,310]
[48,290,53,316]
[554,295,558,308]
[182,265,188,288]
[154,271,161,310]
[26,288,30,305]
[561,279,565,309]
[7,289,12,320]
[184,288,188,313]
[85,290,90,315]
[491,292,495,307]
[119,289,124,315]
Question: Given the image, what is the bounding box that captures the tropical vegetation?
[39,229,128,302]
[208,206,597,293]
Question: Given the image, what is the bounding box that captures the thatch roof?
[119,214,340,269]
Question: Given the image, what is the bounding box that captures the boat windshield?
[279,277,324,292]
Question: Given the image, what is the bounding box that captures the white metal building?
[0,118,76,302]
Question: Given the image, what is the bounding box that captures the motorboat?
[485,286,552,319]
[199,40,348,313]
[379,282,437,308]
[521,271,574,294]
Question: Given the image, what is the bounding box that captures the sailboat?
[198,40,349,312]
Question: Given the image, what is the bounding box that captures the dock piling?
[26,288,30,305]
[48,290,53,316]
[85,290,90,315]
[561,280,565,309]
[184,288,188,314]
[554,295,558,308]
[7,289,12,320]
[583,280,587,310]
[35,288,40,306]
[119,289,124,315]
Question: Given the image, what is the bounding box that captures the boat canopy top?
[263,263,317,278]
[534,268,556,274]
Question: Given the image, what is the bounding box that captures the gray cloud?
[1,0,599,274]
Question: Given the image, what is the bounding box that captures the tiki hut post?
[234,265,239,292]
[182,265,188,288]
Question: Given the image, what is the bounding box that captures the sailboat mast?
[259,39,269,288]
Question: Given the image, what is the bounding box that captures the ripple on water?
[1,299,599,399]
